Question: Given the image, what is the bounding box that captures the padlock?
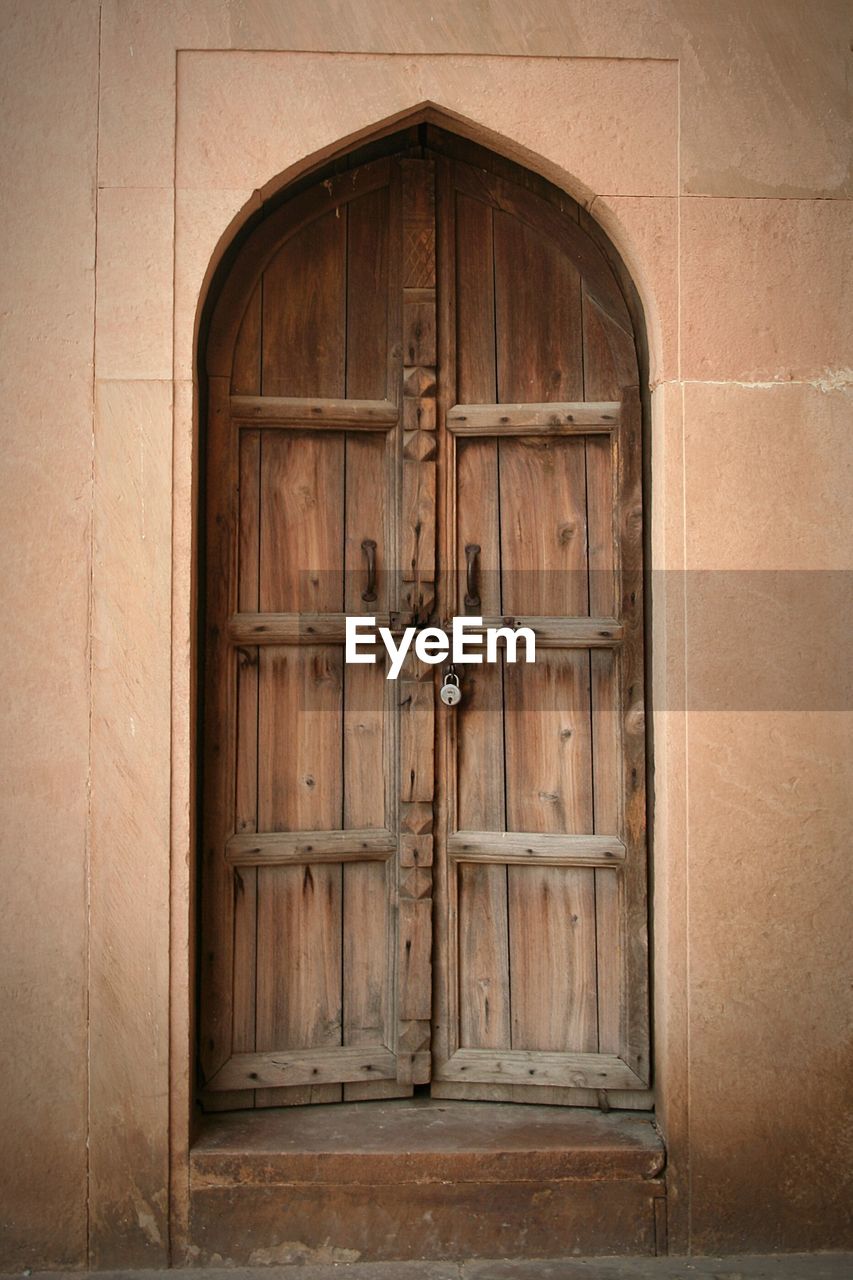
[439,669,462,707]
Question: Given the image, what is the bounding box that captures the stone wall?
[0,0,849,1266]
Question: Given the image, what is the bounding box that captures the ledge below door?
[188,1099,667,1263]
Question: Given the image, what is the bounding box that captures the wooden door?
[199,134,649,1110]
[431,153,649,1105]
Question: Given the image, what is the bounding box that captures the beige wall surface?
[0,0,850,1268]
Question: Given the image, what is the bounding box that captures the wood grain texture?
[261,207,346,399]
[207,1046,397,1092]
[432,154,647,1100]
[449,832,625,864]
[201,140,649,1115]
[226,828,395,866]
[231,395,396,428]
[227,425,261,1111]
[507,864,598,1052]
[493,209,583,403]
[199,378,238,1085]
[259,430,344,614]
[448,402,619,433]
[498,437,589,617]
[395,157,437,1085]
[435,1048,643,1090]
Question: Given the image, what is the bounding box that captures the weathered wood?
[504,649,594,834]
[494,205,584,403]
[346,185,391,402]
[449,832,626,864]
[429,1080,655,1109]
[229,612,389,645]
[449,192,512,1061]
[400,678,434,803]
[448,402,620,434]
[199,377,238,1086]
[459,617,624,647]
[261,206,346,398]
[231,281,261,396]
[616,384,650,1082]
[207,158,392,378]
[207,1047,398,1091]
[395,157,436,1080]
[226,828,396,867]
[229,611,622,648]
[345,435,389,615]
[255,425,345,1106]
[229,425,261,1111]
[436,1049,645,1090]
[231,395,397,428]
[498,437,589,617]
[453,160,632,336]
[202,136,649,1115]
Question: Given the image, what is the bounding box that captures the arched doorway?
[198,125,649,1112]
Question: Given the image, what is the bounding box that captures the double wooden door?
[200,138,649,1110]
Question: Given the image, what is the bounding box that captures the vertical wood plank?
[347,187,390,401]
[261,209,346,398]
[433,155,458,1081]
[199,377,237,1086]
[498,437,589,617]
[259,429,344,614]
[583,294,645,1069]
[344,433,388,614]
[504,650,593,835]
[504,648,599,1058]
[256,416,346,1111]
[591,650,622,1054]
[256,645,343,1105]
[617,384,649,1081]
[455,194,496,404]
[458,862,511,1049]
[224,427,261,1110]
[396,158,436,1083]
[507,864,598,1052]
[451,185,512,1059]
[231,281,262,396]
[228,290,264,1104]
[493,210,583,403]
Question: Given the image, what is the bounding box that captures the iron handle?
[361,539,377,603]
[464,543,481,610]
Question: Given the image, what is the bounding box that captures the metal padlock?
[439,668,462,707]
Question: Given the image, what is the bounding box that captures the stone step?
[188,1101,666,1264]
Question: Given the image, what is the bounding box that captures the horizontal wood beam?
[471,617,623,647]
[229,614,622,648]
[226,828,397,867]
[229,612,391,645]
[230,395,397,429]
[447,402,620,434]
[436,1049,644,1091]
[206,1046,398,1091]
[448,832,626,865]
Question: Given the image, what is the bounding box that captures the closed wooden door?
[200,132,649,1111]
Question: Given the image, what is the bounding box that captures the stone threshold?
[188,1100,667,1263]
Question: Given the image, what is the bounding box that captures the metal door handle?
[464,543,481,609]
[361,539,377,602]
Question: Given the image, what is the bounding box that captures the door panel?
[201,139,649,1111]
[504,649,594,834]
[493,208,584,402]
[201,158,426,1106]
[432,155,648,1103]
[497,438,589,617]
